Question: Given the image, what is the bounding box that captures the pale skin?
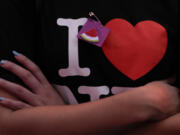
[125,113,180,135]
[0,52,179,135]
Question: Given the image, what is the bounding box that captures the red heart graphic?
[102,19,167,80]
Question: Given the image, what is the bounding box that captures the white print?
[78,86,110,101]
[57,18,91,77]
[56,18,134,104]
[111,87,132,95]
[55,85,133,104]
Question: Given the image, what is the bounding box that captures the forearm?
[126,113,180,135]
[3,89,156,135]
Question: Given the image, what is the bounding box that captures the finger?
[0,97,32,110]
[12,50,49,84]
[0,60,40,92]
[161,75,176,84]
[0,78,38,105]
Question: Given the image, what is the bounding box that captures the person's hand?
[0,51,64,110]
[135,79,180,121]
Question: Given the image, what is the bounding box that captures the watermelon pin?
[81,28,99,43]
[77,14,110,47]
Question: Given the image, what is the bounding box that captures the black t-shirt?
[0,0,179,104]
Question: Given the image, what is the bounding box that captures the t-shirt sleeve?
[0,0,36,84]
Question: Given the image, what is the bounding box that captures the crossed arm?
[0,52,179,135]
[0,86,160,135]
[126,113,180,135]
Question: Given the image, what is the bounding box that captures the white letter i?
[57,18,91,77]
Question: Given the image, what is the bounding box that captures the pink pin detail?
[78,12,110,47]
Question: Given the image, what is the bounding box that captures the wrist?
[134,85,178,121]
[126,87,166,121]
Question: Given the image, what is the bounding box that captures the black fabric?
[0,0,36,84]
[0,0,179,103]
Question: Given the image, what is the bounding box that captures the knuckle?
[31,96,44,106]
[21,71,32,79]
[5,62,13,70]
[14,85,23,92]
[7,62,18,71]
[31,65,40,73]
[16,102,26,109]
[20,56,28,64]
[38,98,46,106]
[6,100,11,106]
[6,100,16,109]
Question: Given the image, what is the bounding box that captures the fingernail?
[0,97,4,101]
[0,60,6,65]
[12,50,20,56]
